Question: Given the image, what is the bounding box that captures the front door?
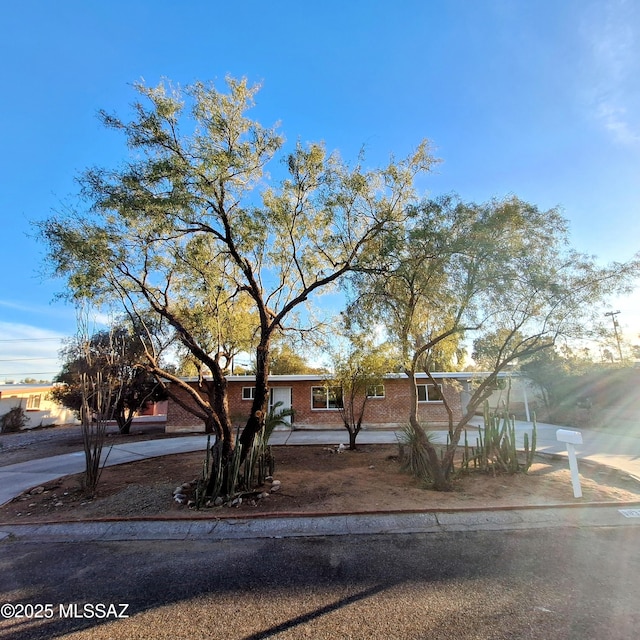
[269,387,292,428]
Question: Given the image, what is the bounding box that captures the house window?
[242,387,255,400]
[366,384,385,398]
[311,386,343,410]
[26,394,41,410]
[417,384,443,403]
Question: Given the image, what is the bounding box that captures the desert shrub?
[0,407,29,433]
[264,401,294,440]
[397,423,434,485]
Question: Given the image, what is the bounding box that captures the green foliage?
[52,322,165,434]
[264,401,294,440]
[522,360,640,427]
[195,435,216,507]
[0,407,28,433]
[269,344,320,375]
[37,76,436,455]
[241,428,275,491]
[397,423,433,485]
[331,334,396,449]
[516,347,639,425]
[347,193,640,489]
[352,193,639,385]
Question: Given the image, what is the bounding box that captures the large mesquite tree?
[348,195,639,490]
[38,77,436,461]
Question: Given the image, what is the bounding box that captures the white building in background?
[0,383,79,429]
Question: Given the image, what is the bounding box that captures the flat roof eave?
[172,371,518,384]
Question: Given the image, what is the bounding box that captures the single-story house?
[165,372,486,433]
[0,383,80,429]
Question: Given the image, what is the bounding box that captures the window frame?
[366,384,385,398]
[311,385,343,410]
[26,394,42,410]
[416,383,443,403]
[241,386,255,401]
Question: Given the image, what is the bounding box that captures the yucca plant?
[264,401,294,441]
[397,423,434,486]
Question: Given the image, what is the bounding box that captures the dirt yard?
[2,443,639,524]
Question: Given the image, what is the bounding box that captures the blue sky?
[1,0,639,381]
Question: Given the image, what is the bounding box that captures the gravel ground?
[80,484,178,518]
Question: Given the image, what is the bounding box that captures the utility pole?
[604,311,623,361]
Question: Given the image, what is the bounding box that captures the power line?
[0,371,59,376]
[0,338,64,343]
[0,358,59,362]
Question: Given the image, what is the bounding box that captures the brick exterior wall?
[165,384,209,432]
[166,375,463,433]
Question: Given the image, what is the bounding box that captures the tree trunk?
[203,379,235,498]
[339,387,367,450]
[115,406,133,434]
[348,427,358,450]
[117,417,132,435]
[406,368,452,491]
[240,336,271,456]
[203,373,233,457]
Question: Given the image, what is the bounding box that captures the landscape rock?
[30,486,45,495]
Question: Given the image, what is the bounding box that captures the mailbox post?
[556,429,583,498]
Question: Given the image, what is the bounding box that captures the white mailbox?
[556,429,583,445]
[556,429,583,498]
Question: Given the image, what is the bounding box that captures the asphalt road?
[1,526,639,639]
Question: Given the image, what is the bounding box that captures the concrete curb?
[1,504,639,543]
[3,425,640,542]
